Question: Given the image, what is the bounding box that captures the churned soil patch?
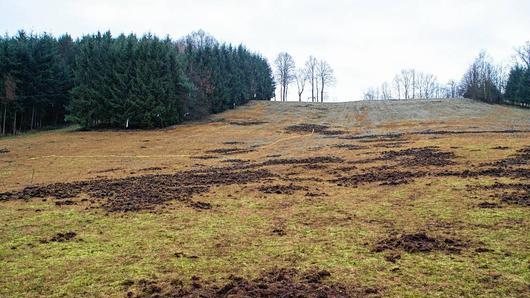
[480,182,530,207]
[126,268,376,298]
[0,147,10,154]
[41,231,77,243]
[332,144,367,150]
[285,123,347,135]
[333,170,427,187]
[258,184,309,195]
[0,167,275,212]
[262,156,344,166]
[373,233,467,254]
[376,147,457,167]
[206,148,255,155]
[482,146,529,167]
[228,120,268,126]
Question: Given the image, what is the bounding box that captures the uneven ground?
[0,99,529,297]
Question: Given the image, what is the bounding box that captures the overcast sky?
[1,0,529,101]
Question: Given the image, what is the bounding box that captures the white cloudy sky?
[1,0,529,101]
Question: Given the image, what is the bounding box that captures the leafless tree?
[400,69,414,99]
[514,41,530,68]
[304,56,318,102]
[294,68,307,102]
[446,80,458,98]
[274,52,296,102]
[380,82,392,100]
[460,51,503,103]
[316,60,335,102]
[363,87,378,100]
[393,75,402,99]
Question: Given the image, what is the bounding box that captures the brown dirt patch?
[482,146,529,167]
[41,231,77,243]
[126,268,377,298]
[373,233,467,254]
[223,141,244,145]
[228,120,268,126]
[0,147,10,154]
[258,184,309,195]
[262,156,344,166]
[376,147,456,167]
[0,167,275,212]
[333,170,427,187]
[189,201,212,210]
[285,123,346,135]
[332,144,367,150]
[206,148,255,155]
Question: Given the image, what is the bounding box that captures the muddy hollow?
[0,99,529,297]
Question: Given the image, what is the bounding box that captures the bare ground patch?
[0,167,275,212]
[125,268,379,298]
[373,232,467,254]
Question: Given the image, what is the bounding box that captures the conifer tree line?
[363,41,529,107]
[0,30,275,135]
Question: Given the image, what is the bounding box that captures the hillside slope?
[0,99,529,297]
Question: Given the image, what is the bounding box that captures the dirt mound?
[480,182,530,206]
[41,231,77,243]
[339,133,404,141]
[285,123,346,135]
[333,170,427,187]
[373,233,466,254]
[332,144,367,150]
[483,146,529,167]
[206,148,255,155]
[228,120,268,126]
[126,268,376,298]
[0,167,275,212]
[258,184,309,195]
[0,147,10,154]
[377,147,456,167]
[263,156,344,166]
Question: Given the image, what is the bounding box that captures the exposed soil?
[0,147,10,154]
[206,148,255,155]
[373,233,467,254]
[189,201,212,210]
[478,202,502,209]
[333,170,427,187]
[285,123,330,133]
[139,167,166,172]
[482,146,529,167]
[332,144,367,150]
[191,155,218,160]
[339,133,404,141]
[41,231,77,243]
[376,147,457,167]
[223,141,244,145]
[258,184,309,195]
[228,120,268,126]
[479,182,530,207]
[285,123,346,135]
[89,168,122,174]
[262,156,344,166]
[126,268,377,298]
[0,167,275,212]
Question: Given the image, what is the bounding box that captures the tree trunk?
[31,105,35,130]
[321,80,325,103]
[1,103,6,136]
[12,111,16,135]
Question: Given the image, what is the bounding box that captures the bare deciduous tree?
[294,68,307,102]
[316,59,335,102]
[514,41,530,68]
[304,56,318,102]
[380,82,392,100]
[274,52,295,102]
